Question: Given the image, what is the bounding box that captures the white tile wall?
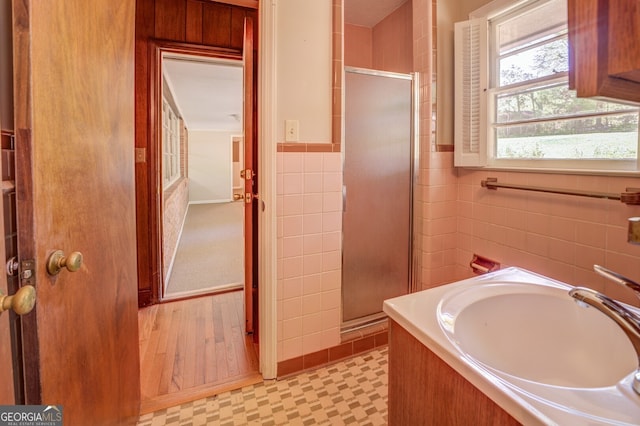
[276,151,343,361]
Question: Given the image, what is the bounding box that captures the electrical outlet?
[285,120,299,142]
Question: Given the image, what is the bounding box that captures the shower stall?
[341,67,418,331]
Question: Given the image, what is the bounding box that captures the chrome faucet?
[569,287,640,395]
[593,264,640,299]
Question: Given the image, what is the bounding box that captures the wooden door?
[0,0,16,404]
[243,17,256,335]
[12,1,140,425]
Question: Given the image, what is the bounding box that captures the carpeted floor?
[165,202,244,298]
[137,347,388,425]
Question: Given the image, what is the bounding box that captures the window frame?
[454,0,640,174]
[162,97,181,188]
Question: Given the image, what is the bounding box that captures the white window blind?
[454,18,488,167]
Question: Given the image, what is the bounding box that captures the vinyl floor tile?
[137,347,388,425]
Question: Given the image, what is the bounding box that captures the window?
[454,0,640,172]
[162,97,181,187]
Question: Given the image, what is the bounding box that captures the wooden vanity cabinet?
[568,0,640,103]
[388,320,520,426]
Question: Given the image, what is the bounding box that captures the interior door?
[12,1,140,425]
[243,17,256,335]
[0,0,16,405]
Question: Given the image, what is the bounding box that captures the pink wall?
[373,0,413,73]
[344,24,372,68]
[276,152,343,362]
[344,1,412,73]
[415,0,640,308]
[454,171,640,306]
[420,126,640,309]
[412,0,439,293]
[417,152,457,290]
[418,151,640,308]
[275,0,640,368]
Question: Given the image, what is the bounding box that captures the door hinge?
[244,192,260,203]
[240,169,255,180]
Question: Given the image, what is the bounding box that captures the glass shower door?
[342,68,414,327]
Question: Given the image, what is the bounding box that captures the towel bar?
[481,177,640,205]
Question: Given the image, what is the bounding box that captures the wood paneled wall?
[135,0,258,306]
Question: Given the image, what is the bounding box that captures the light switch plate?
[285,120,299,142]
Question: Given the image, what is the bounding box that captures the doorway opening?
[160,54,246,301]
[137,34,260,412]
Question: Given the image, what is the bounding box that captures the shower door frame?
[341,67,421,332]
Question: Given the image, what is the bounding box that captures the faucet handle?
[594,265,640,299]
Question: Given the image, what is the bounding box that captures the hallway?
[139,291,261,413]
[164,202,244,299]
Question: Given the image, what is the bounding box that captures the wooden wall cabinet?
[568,0,640,103]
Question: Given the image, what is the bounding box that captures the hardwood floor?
[138,290,261,414]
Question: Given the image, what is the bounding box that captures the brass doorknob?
[0,285,36,315]
[46,250,83,275]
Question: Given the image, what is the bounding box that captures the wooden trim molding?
[202,0,258,9]
[151,40,242,61]
[140,40,243,306]
[258,0,278,379]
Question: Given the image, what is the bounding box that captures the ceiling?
[163,0,407,133]
[344,0,408,27]
[163,56,243,132]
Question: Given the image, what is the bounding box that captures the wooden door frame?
[1,1,22,402]
[12,0,40,402]
[0,132,20,404]
[139,40,244,306]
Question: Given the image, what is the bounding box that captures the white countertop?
[383,267,640,426]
